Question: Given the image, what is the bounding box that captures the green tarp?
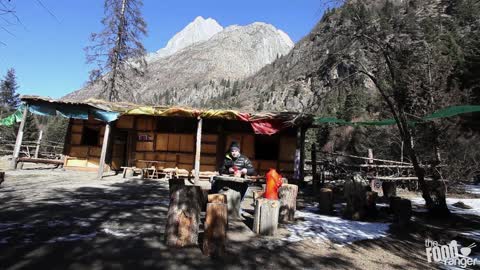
[314,105,480,126]
[0,108,23,126]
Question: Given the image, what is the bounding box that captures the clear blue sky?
[0,0,326,99]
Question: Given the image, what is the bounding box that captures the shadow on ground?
[1,174,470,269]
[0,177,356,270]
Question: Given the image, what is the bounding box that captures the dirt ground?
[1,162,479,270]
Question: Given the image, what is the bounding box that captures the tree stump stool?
[344,175,367,220]
[366,191,378,217]
[382,181,397,199]
[125,168,135,178]
[318,188,333,215]
[390,196,412,226]
[278,184,298,222]
[253,198,280,235]
[165,185,202,247]
[203,201,227,257]
[219,187,242,220]
[168,178,185,196]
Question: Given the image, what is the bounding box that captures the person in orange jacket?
[264,168,282,200]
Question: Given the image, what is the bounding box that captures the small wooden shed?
[18,96,311,180]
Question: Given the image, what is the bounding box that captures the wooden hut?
[17,96,311,180]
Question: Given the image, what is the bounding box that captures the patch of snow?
[464,185,480,195]
[73,220,92,227]
[102,228,136,238]
[411,198,480,217]
[276,29,294,48]
[283,204,390,244]
[46,232,97,243]
[148,16,223,61]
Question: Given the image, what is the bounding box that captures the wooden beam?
[11,105,29,169]
[194,117,203,184]
[97,122,112,179]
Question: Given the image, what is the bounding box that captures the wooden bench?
[121,166,143,178]
[17,157,64,168]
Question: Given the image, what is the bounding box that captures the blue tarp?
[28,103,120,122]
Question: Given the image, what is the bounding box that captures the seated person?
[220,142,255,176]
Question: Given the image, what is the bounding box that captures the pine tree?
[85,0,148,102]
[0,68,20,110]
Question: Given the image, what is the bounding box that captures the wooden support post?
[165,185,202,247]
[97,122,112,179]
[11,105,29,169]
[368,148,374,164]
[312,143,318,192]
[278,184,298,223]
[203,202,227,257]
[253,198,280,235]
[294,126,305,183]
[34,129,43,158]
[194,117,203,185]
[400,141,404,163]
[300,128,306,181]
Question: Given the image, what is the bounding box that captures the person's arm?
[220,156,233,175]
[220,160,228,175]
[243,157,255,176]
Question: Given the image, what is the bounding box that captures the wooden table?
[136,160,166,179]
[211,175,264,200]
[212,175,265,183]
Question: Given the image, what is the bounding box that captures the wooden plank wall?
[63,115,297,175]
[224,133,295,176]
[64,118,105,168]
